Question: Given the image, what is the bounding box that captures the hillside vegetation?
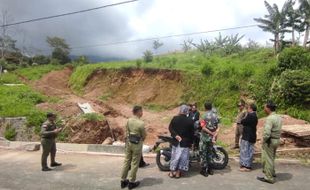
[0,48,309,132]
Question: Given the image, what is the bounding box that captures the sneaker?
[139,163,150,168]
[42,167,52,171]
[256,176,274,184]
[51,162,62,167]
[128,181,140,189]
[120,180,129,189]
[207,168,214,175]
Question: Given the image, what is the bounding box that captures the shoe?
[128,181,140,189]
[232,145,239,149]
[139,163,150,168]
[51,162,62,167]
[200,170,208,177]
[120,180,129,188]
[42,167,52,171]
[256,176,274,184]
[207,168,214,175]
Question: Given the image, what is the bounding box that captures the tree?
[153,39,163,54]
[299,0,310,47]
[181,39,193,52]
[143,50,153,63]
[254,1,290,53]
[285,0,304,46]
[46,36,71,64]
[0,10,17,59]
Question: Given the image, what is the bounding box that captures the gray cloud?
[1,0,137,59]
[0,0,285,60]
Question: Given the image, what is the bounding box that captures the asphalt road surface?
[0,148,309,190]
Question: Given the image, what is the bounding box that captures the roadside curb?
[1,140,308,164]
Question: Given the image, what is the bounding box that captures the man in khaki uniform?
[41,113,62,171]
[233,100,247,149]
[257,101,282,184]
[121,106,146,189]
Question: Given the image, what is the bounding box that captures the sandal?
[175,172,181,179]
[168,172,175,178]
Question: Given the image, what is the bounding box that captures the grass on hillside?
[15,64,65,81]
[69,61,136,92]
[68,49,283,123]
[0,85,47,130]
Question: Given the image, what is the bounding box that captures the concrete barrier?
[0,140,126,154]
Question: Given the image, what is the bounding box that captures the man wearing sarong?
[168,105,194,179]
[239,103,258,172]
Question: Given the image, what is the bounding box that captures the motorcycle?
[153,135,229,171]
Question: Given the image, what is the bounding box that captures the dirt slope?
[84,69,184,106]
[32,68,183,145]
[32,67,309,147]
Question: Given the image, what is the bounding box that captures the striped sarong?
[170,145,190,171]
[240,139,255,168]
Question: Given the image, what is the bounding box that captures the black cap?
[46,112,56,118]
[266,100,277,111]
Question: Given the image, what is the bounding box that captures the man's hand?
[175,135,182,142]
[54,128,62,134]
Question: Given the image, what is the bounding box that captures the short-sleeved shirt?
[201,110,219,132]
[126,116,146,141]
[41,120,57,139]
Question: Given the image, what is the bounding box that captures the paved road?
[0,148,309,190]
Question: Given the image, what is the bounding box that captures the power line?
[71,24,259,49]
[0,0,138,27]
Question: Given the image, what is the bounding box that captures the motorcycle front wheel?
[211,146,229,170]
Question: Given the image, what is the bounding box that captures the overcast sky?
[0,0,288,60]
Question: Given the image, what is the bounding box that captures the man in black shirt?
[168,105,194,178]
[239,103,258,171]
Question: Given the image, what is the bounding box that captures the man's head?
[237,100,246,111]
[47,112,56,122]
[133,105,143,118]
[204,102,212,111]
[247,103,257,113]
[264,100,276,115]
[179,104,190,115]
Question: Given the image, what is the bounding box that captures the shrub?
[32,55,50,65]
[82,113,104,122]
[278,47,310,73]
[272,69,310,106]
[50,58,60,65]
[201,64,213,76]
[4,125,17,141]
[136,59,142,68]
[143,50,153,63]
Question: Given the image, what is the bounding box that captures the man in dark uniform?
[41,113,62,171]
[199,102,219,177]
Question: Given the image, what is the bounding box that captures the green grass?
[0,72,21,84]
[4,125,17,140]
[15,64,65,80]
[0,85,48,130]
[69,61,135,92]
[82,113,105,122]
